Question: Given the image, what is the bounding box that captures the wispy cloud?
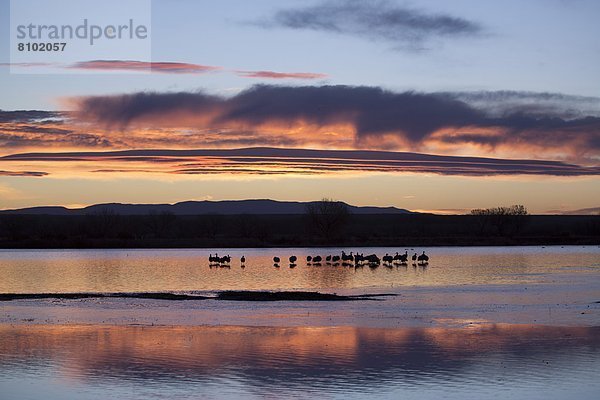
[236,70,328,80]
[69,60,222,74]
[0,62,55,68]
[1,60,328,80]
[441,91,600,119]
[543,206,600,215]
[0,170,48,177]
[2,148,598,177]
[557,207,600,215]
[259,0,483,50]
[0,110,114,150]
[0,110,62,123]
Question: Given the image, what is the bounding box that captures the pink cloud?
[69,60,221,74]
[3,148,599,177]
[3,60,328,80]
[236,70,328,79]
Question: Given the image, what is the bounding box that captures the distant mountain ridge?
[0,199,413,216]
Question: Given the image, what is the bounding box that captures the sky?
[1,0,599,213]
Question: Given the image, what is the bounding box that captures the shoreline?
[1,214,598,249]
[1,243,598,251]
[1,238,598,249]
[0,290,395,302]
[2,281,598,329]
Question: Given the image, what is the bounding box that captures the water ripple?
[3,324,599,399]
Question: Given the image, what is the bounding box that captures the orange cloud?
[4,87,600,167]
[2,148,598,178]
[68,86,600,164]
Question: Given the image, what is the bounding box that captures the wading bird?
[341,252,353,265]
[219,255,231,265]
[365,254,380,268]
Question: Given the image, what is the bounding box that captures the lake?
[0,246,598,293]
[0,324,599,400]
[1,246,599,400]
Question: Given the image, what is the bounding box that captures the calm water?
[0,246,598,293]
[1,246,599,399]
[0,324,599,400]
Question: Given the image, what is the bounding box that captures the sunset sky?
[1,0,599,213]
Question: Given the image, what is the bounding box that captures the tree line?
[0,201,598,248]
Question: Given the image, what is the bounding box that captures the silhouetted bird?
[219,255,231,265]
[289,255,297,264]
[353,253,363,265]
[342,252,353,262]
[273,256,280,264]
[417,251,429,264]
[399,251,408,263]
[241,255,246,264]
[365,254,380,266]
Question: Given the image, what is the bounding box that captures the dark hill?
[0,199,413,216]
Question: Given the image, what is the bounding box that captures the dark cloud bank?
[74,85,600,157]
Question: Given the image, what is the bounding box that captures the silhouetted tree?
[470,205,528,236]
[586,214,600,236]
[145,211,176,238]
[235,214,256,238]
[0,215,30,241]
[200,214,222,238]
[254,221,270,243]
[305,198,350,240]
[86,209,120,238]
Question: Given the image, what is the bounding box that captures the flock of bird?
[209,251,429,268]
